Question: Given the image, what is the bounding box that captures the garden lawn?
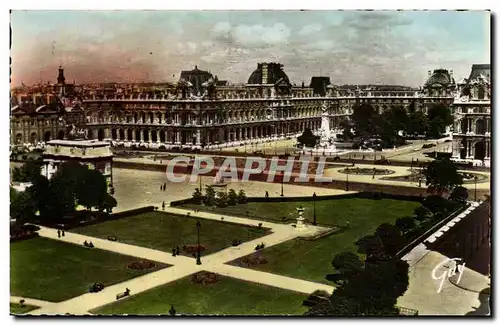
[92,275,308,315]
[10,237,168,302]
[226,198,420,284]
[10,303,38,315]
[72,211,269,255]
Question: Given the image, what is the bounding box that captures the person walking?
[61,229,65,237]
[162,201,166,210]
[57,229,61,238]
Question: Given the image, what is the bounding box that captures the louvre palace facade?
[10,62,491,163]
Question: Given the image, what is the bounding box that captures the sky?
[10,10,490,87]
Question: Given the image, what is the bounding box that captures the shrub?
[228,189,238,206]
[192,188,203,205]
[237,190,247,204]
[216,191,228,208]
[450,186,468,203]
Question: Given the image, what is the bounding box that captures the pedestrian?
[164,182,167,190]
[57,229,61,238]
[84,240,88,247]
[176,246,180,255]
[160,185,163,191]
[162,201,165,210]
[172,247,176,256]
[62,229,65,237]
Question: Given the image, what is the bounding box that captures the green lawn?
[10,303,38,315]
[226,198,420,283]
[72,211,269,255]
[92,275,308,316]
[10,237,168,302]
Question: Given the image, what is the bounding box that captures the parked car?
[374,158,391,165]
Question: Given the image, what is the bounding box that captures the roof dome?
[247,62,290,85]
[425,69,455,86]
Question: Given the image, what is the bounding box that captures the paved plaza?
[112,167,349,212]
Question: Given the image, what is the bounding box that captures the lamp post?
[196,221,202,265]
[312,192,317,225]
[281,171,284,197]
[346,168,349,191]
[199,174,202,192]
[474,176,477,202]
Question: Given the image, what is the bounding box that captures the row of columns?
[94,119,321,145]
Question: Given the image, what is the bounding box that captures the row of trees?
[192,187,247,208]
[10,161,117,225]
[348,101,454,144]
[306,184,469,316]
[306,220,410,315]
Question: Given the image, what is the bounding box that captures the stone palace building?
[10,62,491,164]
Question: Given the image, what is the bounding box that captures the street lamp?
[196,221,202,265]
[312,192,317,225]
[474,176,477,202]
[281,171,284,197]
[346,168,349,191]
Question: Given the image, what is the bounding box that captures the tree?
[421,195,450,214]
[192,188,203,204]
[10,187,36,224]
[427,103,453,138]
[413,205,431,222]
[101,193,117,214]
[228,189,238,206]
[203,186,216,206]
[423,158,463,195]
[77,169,108,211]
[395,217,416,235]
[310,257,410,316]
[375,223,404,256]
[237,189,247,204]
[351,103,380,137]
[331,252,364,280]
[388,106,410,135]
[450,186,469,203]
[11,161,42,183]
[427,116,445,138]
[216,191,228,208]
[297,128,319,148]
[355,235,385,261]
[407,111,428,137]
[341,119,354,141]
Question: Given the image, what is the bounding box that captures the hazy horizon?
[10,10,490,87]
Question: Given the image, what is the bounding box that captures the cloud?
[298,23,322,36]
[10,11,490,87]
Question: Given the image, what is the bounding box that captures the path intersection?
[21,208,334,315]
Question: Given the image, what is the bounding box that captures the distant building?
[452,64,491,166]
[10,66,85,145]
[41,139,114,190]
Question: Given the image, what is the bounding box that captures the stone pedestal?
[296,206,307,230]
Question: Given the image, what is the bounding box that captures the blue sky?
[10,10,490,86]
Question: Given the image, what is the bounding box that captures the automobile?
[422,143,436,149]
[444,139,452,143]
[374,158,391,165]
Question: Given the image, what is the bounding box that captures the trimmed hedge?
[171,191,424,207]
[63,206,156,230]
